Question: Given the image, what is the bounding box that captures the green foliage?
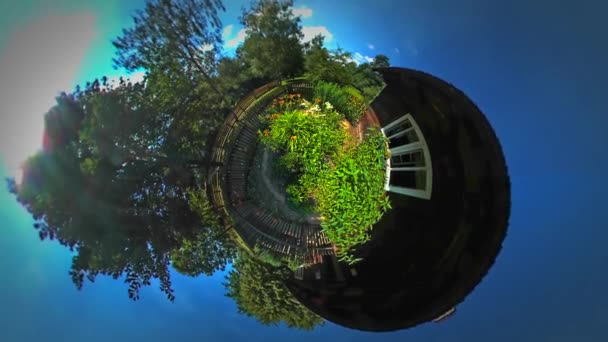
[237,0,304,79]
[286,256,302,271]
[259,95,390,263]
[112,0,231,118]
[112,0,224,75]
[172,190,237,277]
[224,251,324,330]
[186,189,221,229]
[302,35,389,105]
[344,93,368,124]
[315,129,391,263]
[8,0,396,304]
[313,81,367,124]
[252,246,283,267]
[312,82,346,109]
[351,55,391,103]
[259,105,347,175]
[10,81,230,301]
[371,54,390,69]
[171,228,236,277]
[303,35,356,86]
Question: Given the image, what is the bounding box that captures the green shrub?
[313,82,367,124]
[254,246,283,267]
[259,96,389,264]
[313,82,347,111]
[343,94,367,124]
[259,108,347,177]
[286,257,302,271]
[314,129,390,263]
[264,93,305,115]
[344,85,364,101]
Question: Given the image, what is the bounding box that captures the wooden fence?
[208,78,334,265]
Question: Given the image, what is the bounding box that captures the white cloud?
[222,24,233,39]
[301,26,333,43]
[199,43,213,52]
[126,71,146,84]
[0,14,97,180]
[350,52,374,65]
[101,71,147,90]
[394,47,400,54]
[225,28,247,48]
[368,43,375,50]
[345,55,360,65]
[291,5,313,18]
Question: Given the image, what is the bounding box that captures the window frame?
[381,114,433,200]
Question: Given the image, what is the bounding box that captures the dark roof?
[286,67,511,332]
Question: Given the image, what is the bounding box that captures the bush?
[343,94,367,124]
[259,95,390,264]
[259,108,347,176]
[314,129,390,263]
[313,82,347,111]
[253,246,283,267]
[313,82,367,124]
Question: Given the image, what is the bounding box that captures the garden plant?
[259,82,391,264]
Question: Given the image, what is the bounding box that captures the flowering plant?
[257,89,389,264]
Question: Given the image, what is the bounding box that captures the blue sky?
[1,0,607,341]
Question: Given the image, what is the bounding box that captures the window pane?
[389,133,415,148]
[385,119,412,137]
[390,170,427,190]
[390,170,417,188]
[391,150,425,167]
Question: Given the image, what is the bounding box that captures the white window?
[382,114,433,200]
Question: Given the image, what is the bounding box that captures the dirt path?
[259,148,321,225]
[260,149,288,205]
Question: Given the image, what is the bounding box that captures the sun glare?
[0,14,97,182]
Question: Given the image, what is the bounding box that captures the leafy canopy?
[113,0,224,73]
[10,78,234,301]
[237,0,305,80]
[224,251,324,330]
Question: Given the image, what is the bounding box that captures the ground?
[247,144,321,225]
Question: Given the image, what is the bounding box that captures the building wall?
[287,67,511,332]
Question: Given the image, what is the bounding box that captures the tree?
[216,56,265,104]
[224,251,324,330]
[301,36,389,104]
[351,54,391,103]
[144,61,229,161]
[303,35,357,86]
[171,190,237,277]
[237,0,305,80]
[113,0,227,98]
[9,79,232,301]
[371,54,390,69]
[113,0,235,151]
[7,0,392,304]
